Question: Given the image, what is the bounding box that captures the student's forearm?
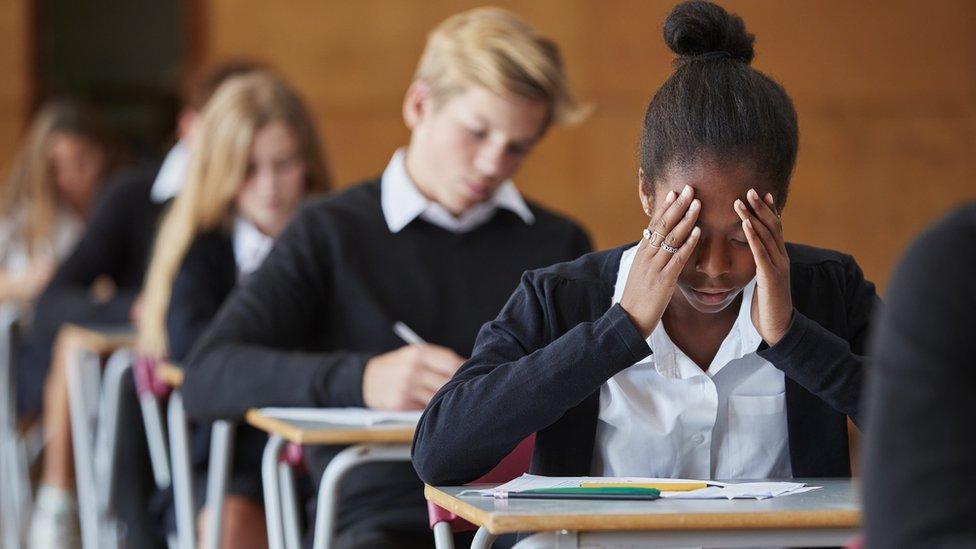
[413,304,649,486]
[182,343,373,421]
[759,310,864,423]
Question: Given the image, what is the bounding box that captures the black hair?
[641,0,798,208]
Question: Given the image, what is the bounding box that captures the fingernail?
[734,199,743,210]
[766,192,773,202]
[665,190,676,202]
[748,188,758,200]
[689,199,699,211]
[681,185,692,197]
[691,226,701,237]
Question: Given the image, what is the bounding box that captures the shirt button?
[691,433,706,446]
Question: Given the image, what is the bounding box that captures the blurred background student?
[863,203,976,547]
[0,99,113,310]
[23,61,259,549]
[138,70,330,548]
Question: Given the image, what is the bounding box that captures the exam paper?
[259,407,422,427]
[459,474,819,500]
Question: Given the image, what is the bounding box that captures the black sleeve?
[757,256,878,424]
[411,271,650,486]
[33,176,145,330]
[166,238,235,363]
[863,205,976,548]
[182,205,375,421]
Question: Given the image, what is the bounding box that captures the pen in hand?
[393,321,426,345]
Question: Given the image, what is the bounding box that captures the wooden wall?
[153,1,976,290]
[0,0,30,171]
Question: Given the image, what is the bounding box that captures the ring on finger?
[661,243,679,254]
[642,228,665,248]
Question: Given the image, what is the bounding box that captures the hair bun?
[663,1,755,64]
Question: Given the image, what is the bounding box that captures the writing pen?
[393,321,426,345]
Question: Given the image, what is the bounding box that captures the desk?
[62,324,135,549]
[425,479,861,548]
[245,408,415,549]
[158,362,240,549]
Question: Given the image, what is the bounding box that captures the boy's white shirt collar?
[150,141,190,204]
[380,148,535,234]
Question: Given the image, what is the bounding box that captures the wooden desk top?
[60,324,135,355]
[245,409,415,445]
[425,479,861,535]
[156,362,184,388]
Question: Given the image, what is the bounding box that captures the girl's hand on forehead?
[620,184,701,338]
[733,188,793,346]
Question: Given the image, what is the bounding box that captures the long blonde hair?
[0,99,111,256]
[138,71,330,357]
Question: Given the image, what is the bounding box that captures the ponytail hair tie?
[697,51,732,61]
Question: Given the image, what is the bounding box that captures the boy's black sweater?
[184,178,591,532]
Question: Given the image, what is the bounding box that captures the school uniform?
[165,218,277,511]
[412,242,877,487]
[22,142,188,412]
[184,150,591,547]
[19,144,188,549]
[864,204,976,547]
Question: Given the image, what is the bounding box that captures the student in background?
[185,7,591,548]
[0,99,112,308]
[863,204,976,547]
[138,71,330,548]
[413,0,875,501]
[25,61,260,549]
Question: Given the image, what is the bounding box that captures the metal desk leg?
[168,391,196,549]
[278,459,302,549]
[139,391,171,489]
[94,349,133,516]
[261,435,287,549]
[66,348,104,549]
[432,521,455,549]
[0,306,28,549]
[310,443,413,549]
[202,420,235,549]
[471,526,498,549]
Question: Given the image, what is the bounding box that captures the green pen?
[501,486,661,501]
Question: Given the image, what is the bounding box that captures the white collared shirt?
[380,149,535,234]
[232,217,274,280]
[150,142,190,204]
[0,206,83,272]
[592,245,792,480]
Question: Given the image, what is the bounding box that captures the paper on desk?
[459,474,819,500]
[259,407,422,427]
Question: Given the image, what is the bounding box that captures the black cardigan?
[166,230,237,363]
[413,243,878,486]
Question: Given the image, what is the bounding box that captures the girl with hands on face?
[414,0,879,490]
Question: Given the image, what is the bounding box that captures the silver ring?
[643,228,666,248]
[661,243,679,254]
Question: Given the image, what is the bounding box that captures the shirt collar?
[380,148,534,234]
[612,244,762,379]
[232,217,274,278]
[150,142,190,204]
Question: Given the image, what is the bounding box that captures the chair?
[428,435,535,549]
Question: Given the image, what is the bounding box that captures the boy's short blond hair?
[414,6,588,125]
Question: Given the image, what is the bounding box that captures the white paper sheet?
[258,407,422,427]
[459,474,818,500]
